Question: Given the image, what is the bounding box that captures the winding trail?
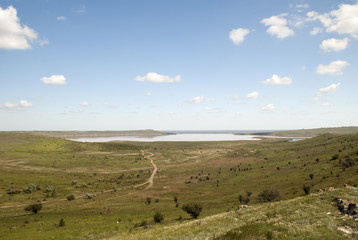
[134,151,157,189]
[0,150,158,210]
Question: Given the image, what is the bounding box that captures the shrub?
[153,211,164,223]
[59,218,65,227]
[23,184,38,194]
[24,203,42,214]
[71,180,78,185]
[7,185,20,194]
[331,154,339,160]
[134,220,148,228]
[309,173,314,180]
[174,196,178,203]
[303,185,310,195]
[85,193,94,199]
[182,203,203,219]
[67,194,75,201]
[145,197,152,204]
[258,189,281,202]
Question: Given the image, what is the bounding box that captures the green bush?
[59,218,65,227]
[153,211,164,223]
[7,185,20,194]
[182,203,203,219]
[24,203,42,214]
[258,189,281,202]
[303,185,310,195]
[67,194,75,201]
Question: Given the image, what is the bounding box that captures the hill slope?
[109,187,358,240]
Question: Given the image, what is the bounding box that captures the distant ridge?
[248,126,358,138]
[17,129,168,139]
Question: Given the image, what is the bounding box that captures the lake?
[69,133,263,142]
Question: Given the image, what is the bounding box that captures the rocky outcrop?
[334,197,358,220]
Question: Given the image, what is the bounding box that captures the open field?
[1,132,358,239]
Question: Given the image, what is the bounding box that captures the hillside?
[109,187,358,240]
[250,126,358,138]
[1,132,358,239]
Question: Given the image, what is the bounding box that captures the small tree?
[182,203,203,219]
[24,203,42,214]
[153,211,164,223]
[258,189,281,202]
[174,196,178,204]
[303,185,310,195]
[67,194,75,201]
[309,173,314,180]
[145,197,152,204]
[59,218,65,227]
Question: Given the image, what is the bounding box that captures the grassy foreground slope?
[0,132,358,239]
[110,187,358,240]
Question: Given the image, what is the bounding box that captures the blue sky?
[0,0,357,130]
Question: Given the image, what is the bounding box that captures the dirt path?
[0,150,158,210]
[133,151,157,189]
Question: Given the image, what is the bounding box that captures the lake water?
[69,134,264,142]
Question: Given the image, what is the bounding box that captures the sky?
[0,0,358,131]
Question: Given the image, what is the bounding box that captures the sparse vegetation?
[182,203,203,219]
[153,211,164,223]
[258,189,281,202]
[1,132,358,239]
[24,203,42,214]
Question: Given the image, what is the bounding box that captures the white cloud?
[316,61,349,75]
[296,4,309,9]
[103,102,118,109]
[320,38,348,52]
[0,100,33,109]
[79,102,90,107]
[19,100,32,108]
[180,96,214,106]
[315,82,341,100]
[204,107,226,113]
[62,109,84,115]
[246,91,259,99]
[56,16,66,21]
[227,95,240,104]
[75,5,87,14]
[262,104,275,111]
[0,6,38,50]
[146,92,152,96]
[229,28,250,45]
[261,14,294,39]
[307,3,358,38]
[321,102,332,107]
[262,74,292,85]
[319,82,341,93]
[39,40,49,46]
[310,27,323,35]
[40,75,67,85]
[135,72,181,83]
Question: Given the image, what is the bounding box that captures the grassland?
[1,132,358,239]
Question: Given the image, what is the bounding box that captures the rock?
[238,205,249,209]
